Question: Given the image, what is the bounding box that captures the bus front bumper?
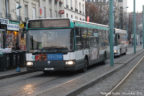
[26,60,79,71]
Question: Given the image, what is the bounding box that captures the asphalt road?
[0,46,142,96]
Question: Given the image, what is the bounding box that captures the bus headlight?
[26,62,33,66]
[66,61,75,66]
[114,50,118,53]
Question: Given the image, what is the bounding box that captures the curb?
[0,70,35,80]
[67,50,144,96]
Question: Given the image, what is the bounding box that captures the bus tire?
[120,49,122,55]
[82,58,88,72]
[124,48,127,55]
[103,52,107,64]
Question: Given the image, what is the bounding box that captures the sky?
[127,0,144,12]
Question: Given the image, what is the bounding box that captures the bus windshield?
[28,29,72,52]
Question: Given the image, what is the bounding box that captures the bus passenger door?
[89,30,99,65]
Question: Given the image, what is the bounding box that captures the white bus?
[114,29,128,56]
[26,19,109,73]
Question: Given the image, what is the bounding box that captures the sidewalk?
[0,67,29,79]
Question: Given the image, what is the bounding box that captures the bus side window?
[81,28,88,48]
[93,29,98,47]
[88,29,94,48]
[75,27,82,50]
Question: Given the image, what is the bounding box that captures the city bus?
[114,29,128,56]
[26,19,109,73]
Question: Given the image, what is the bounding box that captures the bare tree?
[86,2,109,25]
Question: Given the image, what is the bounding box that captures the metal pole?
[5,0,8,18]
[109,0,114,66]
[142,6,144,49]
[133,0,136,53]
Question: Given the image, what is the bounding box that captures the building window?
[66,13,68,18]
[50,8,52,18]
[75,0,77,8]
[16,2,20,16]
[55,10,57,17]
[6,0,10,17]
[32,7,36,19]
[79,3,81,13]
[71,15,73,19]
[70,0,72,8]
[24,5,28,18]
[44,7,46,18]
[82,4,84,14]
[118,0,123,2]
[66,0,68,7]
[49,0,52,3]
[55,0,57,5]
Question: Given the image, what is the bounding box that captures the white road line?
[105,55,144,96]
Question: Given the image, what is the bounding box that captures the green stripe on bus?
[74,22,109,30]
[27,27,72,30]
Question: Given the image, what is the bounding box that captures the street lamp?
[109,0,114,66]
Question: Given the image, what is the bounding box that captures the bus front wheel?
[82,59,88,72]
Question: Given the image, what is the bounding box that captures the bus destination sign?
[28,19,70,28]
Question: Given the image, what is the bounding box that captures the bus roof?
[72,19,109,30]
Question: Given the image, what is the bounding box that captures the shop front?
[0,18,9,71]
[6,22,26,70]
[0,19,26,71]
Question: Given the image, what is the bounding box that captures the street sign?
[0,18,9,24]
[7,24,19,31]
[20,24,24,29]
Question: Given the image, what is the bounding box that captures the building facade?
[1,0,86,21]
[39,0,64,19]
[64,0,85,20]
[6,0,39,22]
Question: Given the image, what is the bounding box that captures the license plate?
[44,68,54,71]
